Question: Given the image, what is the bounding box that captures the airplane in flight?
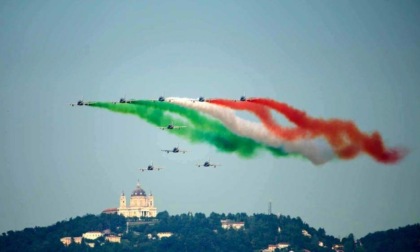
[139,162,163,172]
[159,122,187,130]
[190,96,206,103]
[114,97,134,104]
[234,96,247,102]
[70,100,90,106]
[196,159,221,168]
[161,145,187,154]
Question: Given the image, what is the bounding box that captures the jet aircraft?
[114,97,134,104]
[161,145,187,154]
[234,96,247,102]
[70,100,90,106]
[190,96,206,103]
[159,122,187,130]
[139,162,163,172]
[196,159,221,168]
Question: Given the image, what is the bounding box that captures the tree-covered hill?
[359,224,420,252]
[0,213,126,252]
[0,212,419,251]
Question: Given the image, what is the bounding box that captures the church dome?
[131,181,146,196]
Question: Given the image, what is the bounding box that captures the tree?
[343,233,355,252]
[157,211,170,221]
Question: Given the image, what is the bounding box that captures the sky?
[0,0,419,238]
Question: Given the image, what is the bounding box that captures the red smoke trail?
[247,98,406,164]
[207,99,308,141]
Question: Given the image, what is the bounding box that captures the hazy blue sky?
[1,1,419,238]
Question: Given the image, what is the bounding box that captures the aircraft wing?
[161,150,172,153]
[139,168,147,172]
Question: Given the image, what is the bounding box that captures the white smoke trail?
[167,97,335,165]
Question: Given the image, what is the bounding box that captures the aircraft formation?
[71,95,406,165]
[71,96,234,172]
[70,95,248,107]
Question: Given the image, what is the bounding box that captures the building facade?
[105,235,121,243]
[117,181,157,218]
[60,237,72,246]
[221,220,245,230]
[157,232,173,239]
[262,243,290,252]
[73,237,82,244]
[82,231,103,240]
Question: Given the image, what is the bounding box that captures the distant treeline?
[359,223,420,252]
[0,212,419,252]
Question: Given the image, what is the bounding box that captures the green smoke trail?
[89,101,289,158]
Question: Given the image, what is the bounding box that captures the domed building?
[116,181,157,218]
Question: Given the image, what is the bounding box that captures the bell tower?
[119,191,126,208]
[149,191,154,207]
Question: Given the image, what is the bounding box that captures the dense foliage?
[1,212,419,251]
[134,212,339,252]
[359,224,420,252]
[0,213,125,251]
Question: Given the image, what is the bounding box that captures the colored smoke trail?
[207,99,307,141]
[88,102,289,158]
[131,100,292,158]
[168,97,335,164]
[86,96,405,165]
[246,98,406,163]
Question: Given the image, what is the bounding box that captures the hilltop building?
[103,181,157,218]
[302,229,312,238]
[157,232,173,239]
[105,235,121,243]
[221,220,245,230]
[262,242,290,252]
[73,237,82,244]
[82,231,102,240]
[60,232,121,247]
[60,237,72,246]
